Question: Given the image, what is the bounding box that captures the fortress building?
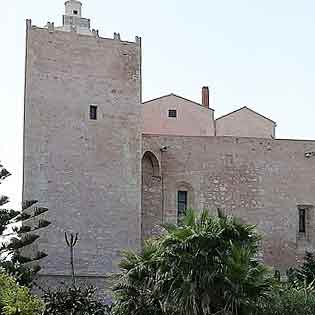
[23,1,315,288]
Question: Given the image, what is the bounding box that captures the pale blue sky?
[1,0,315,209]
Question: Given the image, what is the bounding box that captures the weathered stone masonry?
[23,18,142,279]
[143,135,315,270]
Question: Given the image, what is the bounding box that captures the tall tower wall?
[23,20,142,278]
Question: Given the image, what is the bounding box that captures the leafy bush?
[257,283,315,315]
[112,209,274,315]
[289,251,315,285]
[0,271,43,315]
[42,285,111,315]
[260,253,315,314]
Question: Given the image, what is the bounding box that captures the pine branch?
[0,195,9,206]
[11,207,49,225]
[33,207,48,216]
[0,162,50,287]
[5,220,51,237]
[22,200,38,211]
[14,225,32,234]
[0,209,19,234]
[0,167,11,182]
[13,251,47,264]
[6,234,40,251]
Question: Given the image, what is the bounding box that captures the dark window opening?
[90,105,97,120]
[168,109,177,118]
[299,208,306,233]
[73,10,78,15]
[178,191,187,218]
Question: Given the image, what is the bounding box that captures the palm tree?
[112,209,274,315]
[112,241,164,315]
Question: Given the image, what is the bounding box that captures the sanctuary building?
[23,0,315,288]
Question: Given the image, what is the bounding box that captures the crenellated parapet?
[113,32,121,40]
[26,2,141,45]
[47,22,55,33]
[26,19,32,31]
[91,29,99,38]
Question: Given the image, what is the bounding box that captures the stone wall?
[141,151,162,241]
[23,22,142,277]
[143,134,315,270]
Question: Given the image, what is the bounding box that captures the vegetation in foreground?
[3,161,315,314]
[0,162,51,288]
[111,210,315,315]
[42,286,111,315]
[0,271,43,315]
[111,209,275,315]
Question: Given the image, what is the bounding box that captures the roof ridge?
[142,93,215,111]
[216,106,275,124]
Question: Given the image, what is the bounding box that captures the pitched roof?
[142,93,215,111]
[215,106,276,124]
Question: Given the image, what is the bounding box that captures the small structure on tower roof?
[55,0,94,35]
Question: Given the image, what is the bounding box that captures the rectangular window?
[168,109,177,118]
[178,191,187,218]
[73,10,78,15]
[299,208,306,233]
[90,105,97,120]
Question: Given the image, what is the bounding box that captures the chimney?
[202,86,209,108]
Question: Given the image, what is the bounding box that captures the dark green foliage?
[0,161,51,287]
[286,252,315,286]
[0,166,10,181]
[42,286,111,315]
[298,251,315,284]
[112,209,274,315]
[274,270,281,282]
[256,253,315,314]
[0,209,20,235]
[0,163,10,208]
[256,283,315,315]
[7,234,40,250]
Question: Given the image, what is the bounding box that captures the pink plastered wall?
[142,94,215,136]
[216,107,276,138]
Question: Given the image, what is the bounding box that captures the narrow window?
[168,109,177,118]
[177,191,187,218]
[73,10,78,15]
[299,208,306,233]
[90,105,97,120]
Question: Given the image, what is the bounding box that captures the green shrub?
[287,251,315,285]
[112,209,275,315]
[0,271,43,315]
[257,284,315,315]
[42,285,111,315]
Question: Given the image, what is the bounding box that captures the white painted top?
[52,0,93,36]
[65,0,82,17]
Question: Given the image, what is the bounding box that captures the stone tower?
[23,1,142,287]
